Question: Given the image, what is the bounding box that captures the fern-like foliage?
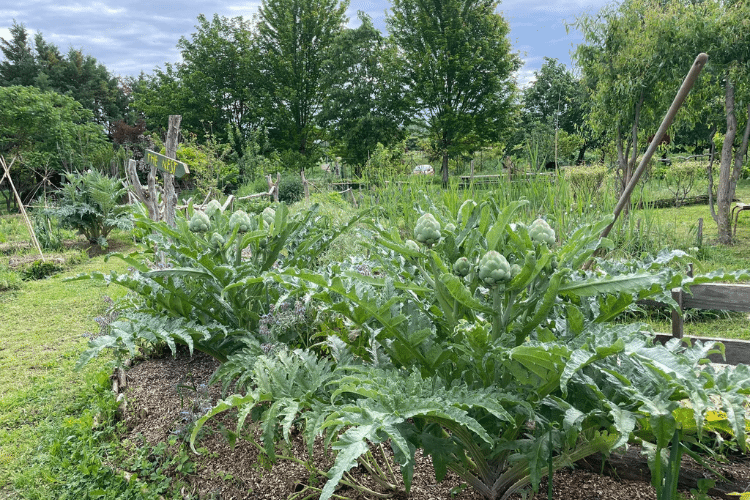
[45,169,132,246]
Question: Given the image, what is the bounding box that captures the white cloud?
[49,2,125,15]
[515,67,537,89]
[225,2,262,13]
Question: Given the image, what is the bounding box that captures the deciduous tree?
[256,0,349,170]
[387,0,520,184]
[320,12,409,174]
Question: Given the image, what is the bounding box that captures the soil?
[118,349,750,500]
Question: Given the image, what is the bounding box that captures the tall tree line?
[128,0,520,176]
[0,21,130,129]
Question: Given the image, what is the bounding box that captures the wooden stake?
[163,115,181,227]
[584,54,708,270]
[601,53,708,241]
[0,156,45,261]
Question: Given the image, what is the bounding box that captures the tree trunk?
[441,152,449,187]
[717,77,738,244]
[576,141,588,165]
[707,126,718,223]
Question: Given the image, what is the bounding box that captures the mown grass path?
[0,255,129,496]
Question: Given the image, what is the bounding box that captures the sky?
[0,0,615,87]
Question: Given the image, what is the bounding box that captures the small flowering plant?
[258,298,314,347]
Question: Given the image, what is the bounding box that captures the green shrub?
[278,175,304,204]
[565,164,608,203]
[21,259,63,280]
[663,161,705,206]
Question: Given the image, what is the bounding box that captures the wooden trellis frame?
[0,155,45,261]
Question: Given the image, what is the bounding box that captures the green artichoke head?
[453,257,471,277]
[188,211,211,233]
[404,239,420,253]
[510,263,522,278]
[209,232,225,249]
[229,210,253,233]
[262,207,276,227]
[204,199,223,218]
[414,213,441,247]
[478,250,511,286]
[529,218,555,246]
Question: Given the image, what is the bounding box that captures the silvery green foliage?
[190,195,750,500]
[72,201,366,367]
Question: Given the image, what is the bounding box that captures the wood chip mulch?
[118,349,748,499]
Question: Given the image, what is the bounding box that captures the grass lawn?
[0,251,131,497]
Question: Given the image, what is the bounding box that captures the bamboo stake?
[0,155,45,261]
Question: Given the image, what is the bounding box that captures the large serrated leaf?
[559,272,668,298]
[439,273,493,313]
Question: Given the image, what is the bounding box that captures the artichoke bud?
[453,257,471,277]
[529,219,556,246]
[478,250,511,286]
[229,210,252,233]
[188,211,211,233]
[414,213,441,247]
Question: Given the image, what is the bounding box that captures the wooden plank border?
[658,283,750,365]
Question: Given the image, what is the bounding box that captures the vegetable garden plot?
[74,197,750,500]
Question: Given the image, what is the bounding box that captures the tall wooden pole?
[0,156,45,261]
[600,53,708,241]
[163,115,181,227]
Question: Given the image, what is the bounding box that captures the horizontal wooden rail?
[666,283,750,365]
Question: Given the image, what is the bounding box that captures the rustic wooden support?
[163,115,181,227]
[600,53,707,242]
[301,170,310,200]
[221,195,235,212]
[671,287,685,339]
[675,284,750,313]
[661,283,750,364]
[267,173,280,202]
[124,115,181,225]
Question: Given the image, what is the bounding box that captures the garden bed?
[118,349,749,500]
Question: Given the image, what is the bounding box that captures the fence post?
[671,288,684,338]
